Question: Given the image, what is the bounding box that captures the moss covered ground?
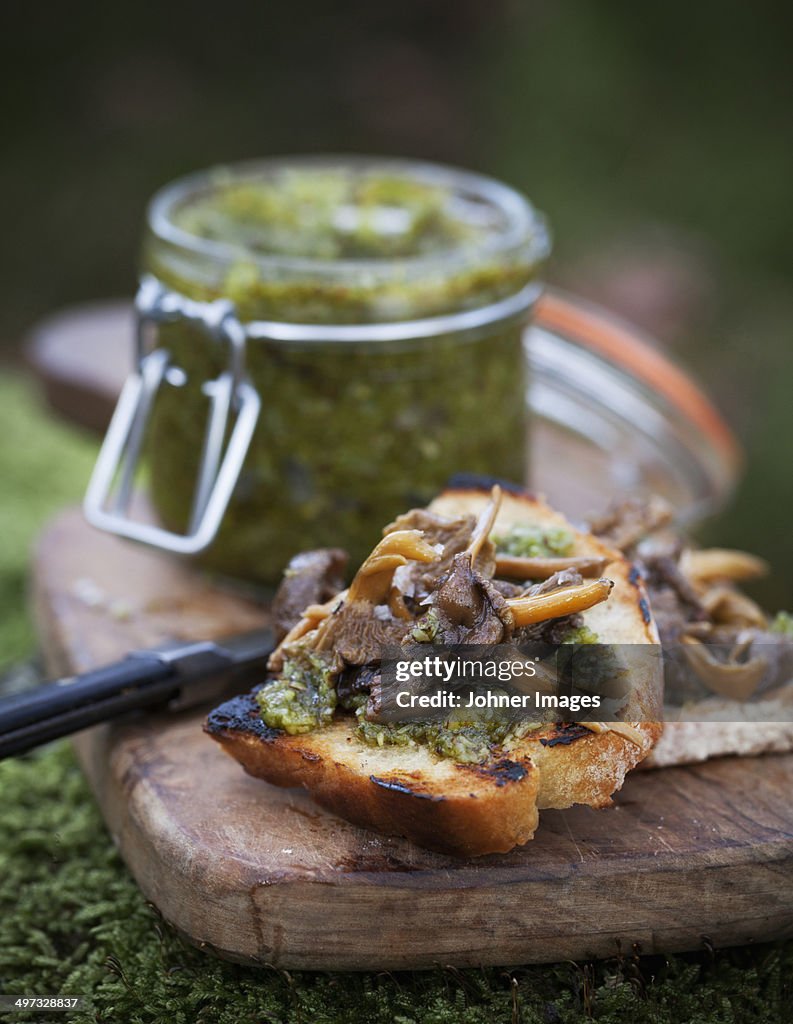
[0,375,96,672]
[1,743,790,1024]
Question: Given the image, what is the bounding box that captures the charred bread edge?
[206,692,542,856]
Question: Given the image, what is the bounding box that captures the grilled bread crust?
[206,486,662,856]
[207,694,540,856]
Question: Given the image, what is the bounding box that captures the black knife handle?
[0,656,177,759]
[0,629,274,760]
[0,673,183,758]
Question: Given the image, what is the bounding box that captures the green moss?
[0,743,791,1023]
[0,376,97,671]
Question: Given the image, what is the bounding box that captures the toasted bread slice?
[207,691,539,856]
[648,717,793,768]
[429,488,662,811]
[207,485,661,856]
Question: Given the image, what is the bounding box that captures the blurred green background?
[2,0,793,674]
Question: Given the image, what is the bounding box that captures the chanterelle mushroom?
[271,547,348,642]
[680,548,769,586]
[383,507,485,605]
[495,553,610,580]
[588,495,673,552]
[680,634,769,702]
[271,485,617,684]
[277,530,441,667]
[410,487,616,645]
[507,578,614,626]
[427,551,514,645]
[409,487,510,645]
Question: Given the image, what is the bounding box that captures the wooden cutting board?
[33,508,793,970]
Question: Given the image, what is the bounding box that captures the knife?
[0,629,274,759]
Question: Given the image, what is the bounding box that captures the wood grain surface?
[33,507,793,970]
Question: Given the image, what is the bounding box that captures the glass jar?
[85,156,550,582]
[527,290,741,523]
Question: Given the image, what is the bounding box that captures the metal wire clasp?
[83,277,261,555]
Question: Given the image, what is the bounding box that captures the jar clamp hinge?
[83,276,261,555]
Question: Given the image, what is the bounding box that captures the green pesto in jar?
[142,159,549,581]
